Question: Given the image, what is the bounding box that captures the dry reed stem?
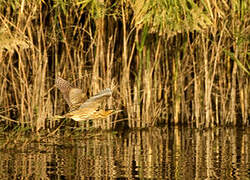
[0,0,248,132]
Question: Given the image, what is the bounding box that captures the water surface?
[0,126,249,179]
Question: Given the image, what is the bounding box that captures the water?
[0,126,249,179]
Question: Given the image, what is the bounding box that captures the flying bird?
[55,77,118,121]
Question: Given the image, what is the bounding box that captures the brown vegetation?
[0,0,249,132]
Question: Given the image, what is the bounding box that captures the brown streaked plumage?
[55,77,117,121]
[55,77,86,110]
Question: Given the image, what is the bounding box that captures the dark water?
[0,126,249,179]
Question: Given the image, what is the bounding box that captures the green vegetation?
[0,0,249,132]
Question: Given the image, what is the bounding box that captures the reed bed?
[0,0,249,132]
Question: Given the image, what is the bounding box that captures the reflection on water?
[0,127,249,179]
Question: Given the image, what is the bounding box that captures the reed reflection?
[0,127,249,179]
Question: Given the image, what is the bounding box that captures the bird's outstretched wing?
[79,88,112,110]
[55,77,85,110]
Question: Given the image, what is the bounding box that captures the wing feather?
[55,77,85,109]
[79,88,112,109]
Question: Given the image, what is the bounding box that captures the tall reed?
[0,0,249,132]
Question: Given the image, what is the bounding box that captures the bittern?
[55,77,118,121]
